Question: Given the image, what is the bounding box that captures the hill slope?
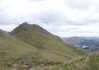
[0,29,39,70]
[11,23,84,62]
[0,30,36,57]
[0,22,86,70]
[85,53,99,70]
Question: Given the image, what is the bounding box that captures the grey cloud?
[29,0,44,2]
[0,0,99,37]
[32,11,92,26]
[35,11,68,24]
[65,0,91,9]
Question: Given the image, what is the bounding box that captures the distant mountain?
[62,37,99,51]
[0,29,38,69]
[63,37,85,46]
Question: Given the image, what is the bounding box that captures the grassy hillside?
[84,53,99,70]
[0,23,86,70]
[0,30,37,57]
[0,30,38,69]
[11,23,85,62]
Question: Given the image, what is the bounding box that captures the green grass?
[11,23,85,62]
[85,53,99,70]
[0,30,37,59]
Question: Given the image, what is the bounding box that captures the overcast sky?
[0,0,99,37]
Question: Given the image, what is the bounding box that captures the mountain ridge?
[63,37,99,51]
